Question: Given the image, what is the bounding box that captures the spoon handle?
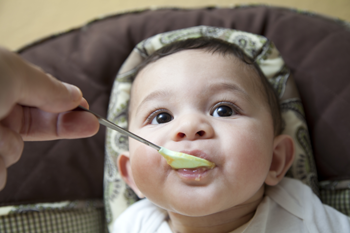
[74,105,161,151]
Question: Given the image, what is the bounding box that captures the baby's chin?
[144,184,265,218]
[163,203,218,217]
[146,191,226,217]
[169,205,219,217]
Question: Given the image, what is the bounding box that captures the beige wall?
[0,0,349,51]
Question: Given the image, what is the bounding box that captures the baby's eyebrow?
[135,90,171,115]
[208,82,249,98]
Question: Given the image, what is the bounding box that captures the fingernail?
[63,83,82,101]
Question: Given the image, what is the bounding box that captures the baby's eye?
[211,105,235,117]
[151,112,173,124]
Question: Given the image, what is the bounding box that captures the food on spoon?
[158,147,215,169]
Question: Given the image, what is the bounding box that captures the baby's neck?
[167,187,264,233]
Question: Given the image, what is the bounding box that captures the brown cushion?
[1,6,349,205]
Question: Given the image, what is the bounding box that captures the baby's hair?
[133,37,282,135]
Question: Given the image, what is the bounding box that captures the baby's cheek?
[223,133,273,180]
[130,145,166,198]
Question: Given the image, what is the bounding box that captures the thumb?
[17,66,83,113]
[0,47,83,118]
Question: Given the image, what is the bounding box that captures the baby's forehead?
[133,49,261,84]
[129,49,267,111]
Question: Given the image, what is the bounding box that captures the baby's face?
[128,50,276,216]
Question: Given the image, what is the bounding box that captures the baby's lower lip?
[176,167,210,181]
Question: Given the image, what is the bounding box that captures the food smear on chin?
[158,147,215,169]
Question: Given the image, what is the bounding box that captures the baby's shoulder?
[260,177,350,233]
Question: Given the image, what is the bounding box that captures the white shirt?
[113,177,350,233]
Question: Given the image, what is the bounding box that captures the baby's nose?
[171,114,214,141]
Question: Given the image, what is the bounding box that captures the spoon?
[75,106,215,169]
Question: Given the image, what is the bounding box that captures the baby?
[112,37,350,232]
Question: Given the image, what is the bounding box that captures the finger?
[21,108,100,141]
[2,97,90,133]
[2,99,98,141]
[57,110,100,139]
[0,157,6,190]
[1,104,23,134]
[0,124,24,167]
[0,47,83,118]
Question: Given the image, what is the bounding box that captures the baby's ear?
[265,134,294,186]
[117,152,144,198]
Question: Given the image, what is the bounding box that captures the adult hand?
[0,47,100,190]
